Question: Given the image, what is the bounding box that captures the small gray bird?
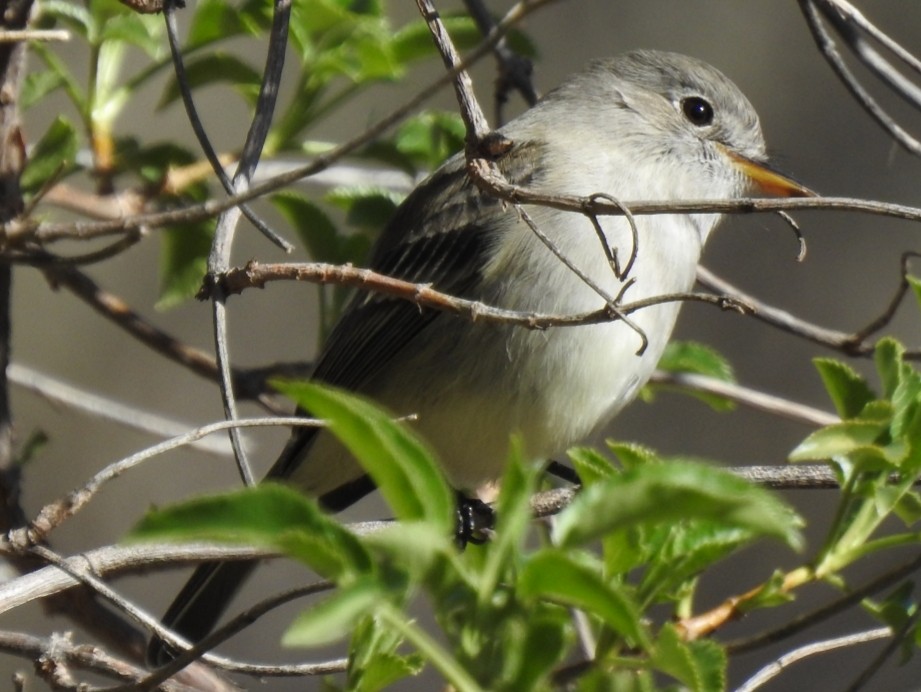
[149,50,811,665]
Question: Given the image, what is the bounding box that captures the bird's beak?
[723,147,816,197]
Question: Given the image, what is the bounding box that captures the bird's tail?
[146,560,256,666]
[146,425,377,667]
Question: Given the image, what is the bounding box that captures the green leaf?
[875,338,906,399]
[100,13,163,58]
[129,483,372,579]
[187,0,268,47]
[553,461,803,551]
[640,523,752,605]
[392,111,465,171]
[157,221,212,309]
[520,549,650,649]
[283,578,384,648]
[363,521,454,582]
[348,614,424,692]
[645,341,736,411]
[568,447,617,486]
[158,53,262,109]
[608,442,662,471]
[789,419,890,462]
[325,187,402,231]
[653,623,726,692]
[272,381,454,532]
[39,1,93,38]
[21,116,78,193]
[508,611,571,690]
[391,16,480,64]
[270,193,347,262]
[478,443,539,601]
[908,275,921,313]
[814,358,876,419]
[657,341,735,381]
[22,70,66,110]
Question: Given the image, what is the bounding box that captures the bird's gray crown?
[539,50,768,164]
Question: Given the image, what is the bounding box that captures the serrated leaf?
[554,461,803,551]
[789,419,890,462]
[658,341,735,381]
[353,650,424,691]
[129,483,372,579]
[520,549,650,649]
[653,623,726,692]
[814,358,876,419]
[283,578,383,648]
[273,381,453,532]
[158,53,262,109]
[21,116,78,193]
[568,447,617,486]
[640,523,752,604]
[875,338,906,399]
[349,614,423,691]
[608,441,661,470]
[157,221,212,309]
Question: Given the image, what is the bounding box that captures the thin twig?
[845,609,920,692]
[15,194,921,248]
[0,29,69,43]
[650,370,839,428]
[9,362,233,456]
[696,266,920,359]
[736,627,892,692]
[209,259,750,331]
[798,0,921,156]
[14,417,321,546]
[161,0,292,253]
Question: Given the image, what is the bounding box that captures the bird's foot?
[455,493,496,548]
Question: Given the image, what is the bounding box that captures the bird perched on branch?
[148,49,812,666]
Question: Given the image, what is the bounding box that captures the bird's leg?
[545,460,582,485]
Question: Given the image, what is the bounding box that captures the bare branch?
[736,627,892,692]
[208,259,751,331]
[649,370,840,428]
[9,362,234,456]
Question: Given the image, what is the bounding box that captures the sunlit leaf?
[272,381,453,532]
[283,578,384,648]
[814,358,876,419]
[130,483,372,579]
[554,461,803,551]
[520,549,650,649]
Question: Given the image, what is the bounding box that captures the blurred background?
[3,0,920,689]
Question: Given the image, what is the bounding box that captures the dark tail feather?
[147,427,379,667]
[146,560,256,666]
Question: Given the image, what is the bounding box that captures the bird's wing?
[268,140,545,483]
[313,140,544,389]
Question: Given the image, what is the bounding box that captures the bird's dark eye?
[681,96,714,126]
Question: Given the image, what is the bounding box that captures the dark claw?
[455,493,496,548]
